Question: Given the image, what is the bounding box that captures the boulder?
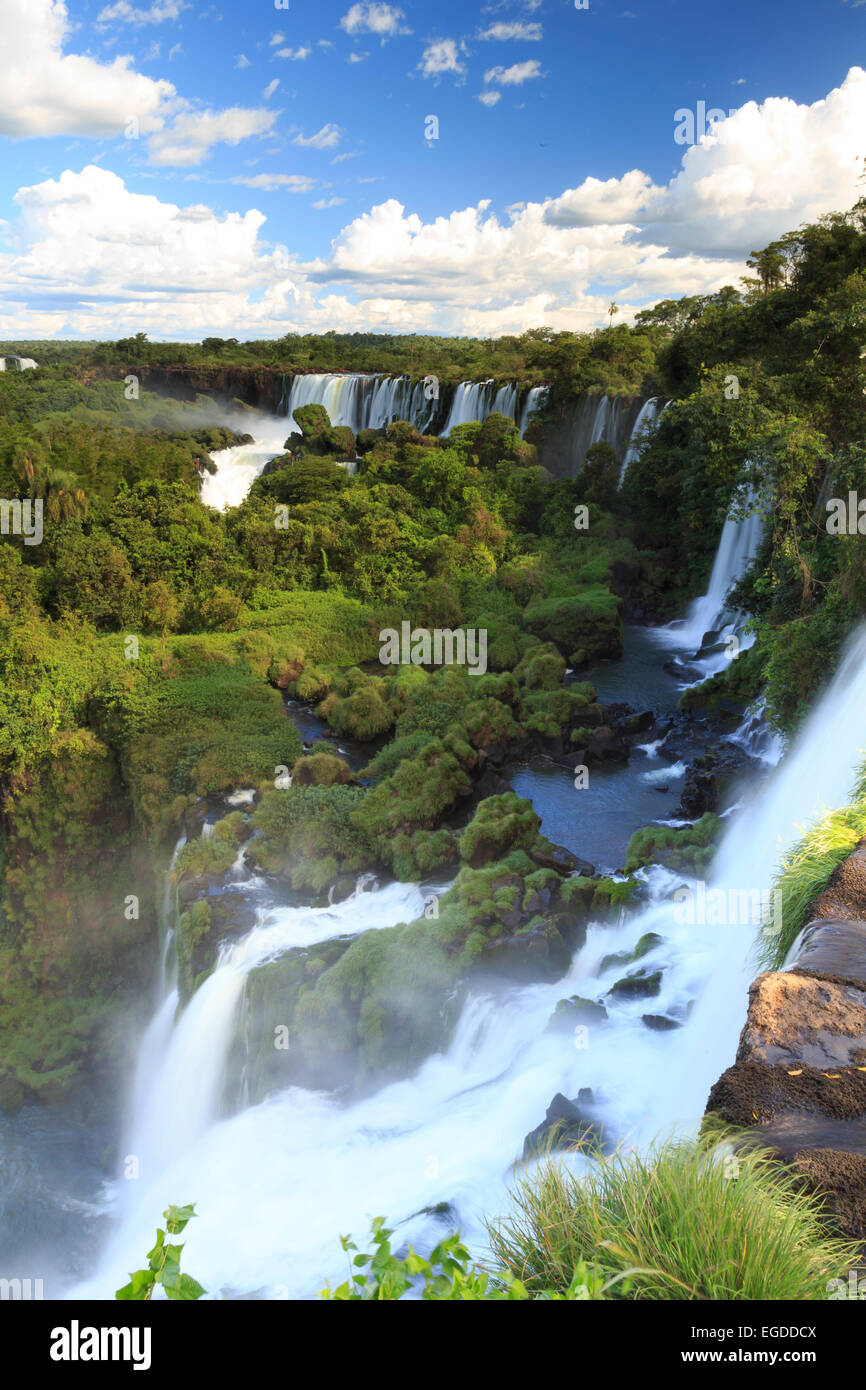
[736,970,866,1071]
[522,1088,607,1160]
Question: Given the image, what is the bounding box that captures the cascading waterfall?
[618,396,661,485]
[201,415,292,511]
[279,373,542,439]
[75,621,866,1300]
[559,393,649,476]
[520,385,546,435]
[670,487,768,656]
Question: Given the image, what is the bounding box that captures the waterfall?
[279,374,541,439]
[673,489,767,654]
[554,393,648,476]
[440,380,496,435]
[618,397,661,485]
[520,385,546,434]
[73,616,866,1298]
[0,356,37,371]
[201,415,292,511]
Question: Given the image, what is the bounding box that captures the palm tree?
[608,301,619,328]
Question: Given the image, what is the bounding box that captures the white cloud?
[478,91,501,107]
[348,52,368,63]
[0,0,174,137]
[96,0,185,24]
[3,70,865,340]
[147,106,278,167]
[274,46,312,60]
[262,78,279,98]
[270,32,286,45]
[477,21,542,40]
[545,66,866,257]
[484,60,542,86]
[293,123,341,149]
[314,197,347,209]
[418,39,466,81]
[234,54,250,69]
[339,3,410,39]
[233,174,315,192]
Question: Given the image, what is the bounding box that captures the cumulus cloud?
[147,107,278,167]
[0,0,174,137]
[339,3,410,39]
[2,70,865,339]
[418,39,466,81]
[293,124,341,149]
[96,0,185,23]
[484,59,542,86]
[477,21,542,40]
[232,174,315,192]
[478,91,502,107]
[545,66,866,257]
[274,46,311,60]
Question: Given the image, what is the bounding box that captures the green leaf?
[165,1203,197,1235]
[116,1269,155,1301]
[165,1273,207,1301]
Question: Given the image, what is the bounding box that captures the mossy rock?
[292,751,353,787]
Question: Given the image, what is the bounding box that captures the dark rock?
[546,996,608,1034]
[608,969,662,1000]
[642,1014,681,1031]
[792,917,866,990]
[677,769,717,818]
[663,658,704,682]
[477,919,571,982]
[522,1088,607,1160]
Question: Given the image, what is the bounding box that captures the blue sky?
[0,0,864,339]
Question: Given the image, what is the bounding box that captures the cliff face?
[706,839,866,1241]
[135,365,290,413]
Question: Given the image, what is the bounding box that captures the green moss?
[625,814,722,873]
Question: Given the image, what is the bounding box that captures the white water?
[618,396,660,485]
[0,355,37,371]
[74,616,866,1300]
[670,490,767,655]
[201,415,290,511]
[281,373,542,440]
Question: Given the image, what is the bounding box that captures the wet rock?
[586,725,628,764]
[642,1014,681,1032]
[663,658,704,682]
[676,769,717,819]
[530,842,588,875]
[546,996,608,1034]
[522,1088,606,1160]
[736,970,866,1071]
[478,920,572,982]
[792,918,866,989]
[608,969,662,1000]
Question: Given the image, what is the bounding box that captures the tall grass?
[763,800,866,969]
[488,1137,858,1300]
